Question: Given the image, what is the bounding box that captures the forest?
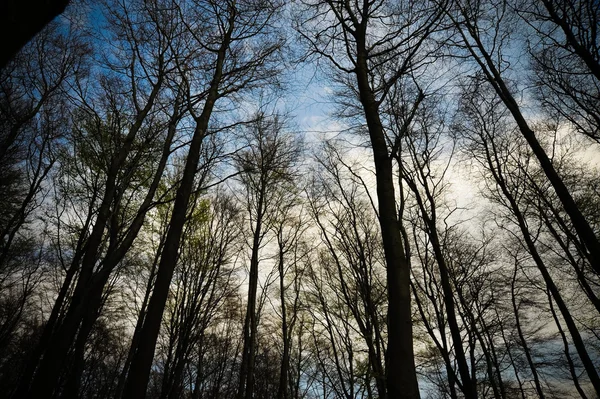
[0,0,599,398]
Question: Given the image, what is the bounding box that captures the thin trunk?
[12,187,97,399]
[547,289,588,399]
[411,281,459,399]
[12,258,78,399]
[114,108,179,398]
[277,238,290,399]
[164,342,189,399]
[191,333,205,399]
[453,282,495,398]
[293,321,303,399]
[313,198,387,399]
[510,266,545,399]
[403,174,476,399]
[481,316,507,399]
[115,241,162,399]
[238,186,265,399]
[22,72,164,398]
[540,0,600,82]
[61,310,93,399]
[496,316,526,399]
[474,322,503,398]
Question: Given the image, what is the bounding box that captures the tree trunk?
[354,42,419,398]
[237,186,265,399]
[277,239,290,399]
[457,17,600,274]
[403,174,476,399]
[510,266,545,399]
[547,289,589,399]
[121,22,231,396]
[482,133,600,394]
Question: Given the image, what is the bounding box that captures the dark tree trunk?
[481,130,600,394]
[456,16,600,274]
[547,289,589,399]
[237,187,265,399]
[354,44,420,398]
[0,0,70,69]
[510,266,545,399]
[540,0,600,82]
[403,174,477,399]
[276,239,290,399]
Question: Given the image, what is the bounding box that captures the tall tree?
[392,91,477,399]
[444,0,600,275]
[15,0,185,395]
[159,193,240,399]
[123,2,284,397]
[454,78,600,394]
[308,142,388,398]
[520,0,600,144]
[295,1,442,396]
[234,113,302,399]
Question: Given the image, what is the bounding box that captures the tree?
[520,0,600,144]
[234,113,302,399]
[0,20,87,267]
[15,0,184,395]
[123,2,285,397]
[0,18,89,397]
[270,176,307,399]
[454,77,600,394]
[308,142,388,398]
[295,1,442,396]
[2,1,600,398]
[444,0,600,276]
[158,193,241,399]
[392,91,477,399]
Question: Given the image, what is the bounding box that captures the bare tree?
[517,0,600,144]
[295,1,443,396]
[386,86,478,399]
[443,0,600,276]
[454,77,600,394]
[123,2,285,397]
[270,185,308,399]
[307,142,388,398]
[0,20,87,267]
[158,193,241,399]
[15,0,185,395]
[234,113,302,399]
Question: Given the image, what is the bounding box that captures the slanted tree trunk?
[0,0,70,68]
[547,289,589,399]
[477,121,600,394]
[449,3,600,274]
[401,168,477,399]
[122,15,234,397]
